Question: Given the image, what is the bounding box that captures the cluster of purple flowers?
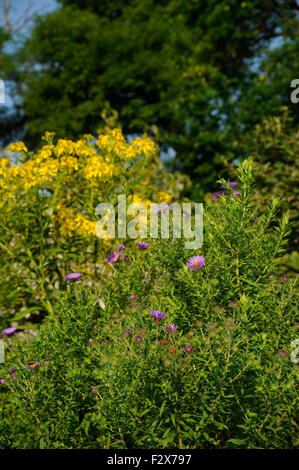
[153,203,169,213]
[221,181,238,189]
[278,350,287,356]
[183,345,193,353]
[124,325,134,336]
[106,244,131,264]
[211,190,225,201]
[1,373,16,383]
[212,181,239,201]
[106,249,122,264]
[122,308,184,353]
[123,325,143,342]
[26,362,40,370]
[120,310,197,358]
[136,241,150,250]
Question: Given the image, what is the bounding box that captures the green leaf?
[11,306,41,321]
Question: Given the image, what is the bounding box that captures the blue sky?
[1,0,58,107]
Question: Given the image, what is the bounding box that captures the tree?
[222,108,299,272]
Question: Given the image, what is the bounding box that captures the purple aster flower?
[11,375,16,381]
[1,327,17,336]
[211,190,225,201]
[6,367,16,375]
[65,272,82,282]
[117,244,126,251]
[135,336,142,342]
[0,379,5,384]
[164,324,178,333]
[88,338,94,343]
[106,249,122,264]
[221,181,237,189]
[187,255,205,271]
[44,361,49,365]
[112,252,122,263]
[106,249,115,263]
[233,190,240,196]
[183,345,193,353]
[282,275,288,281]
[124,255,130,262]
[269,274,274,279]
[278,350,287,356]
[26,362,40,370]
[150,309,166,321]
[136,241,150,250]
[130,294,136,300]
[124,326,134,336]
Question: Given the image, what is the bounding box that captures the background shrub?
[0,160,297,449]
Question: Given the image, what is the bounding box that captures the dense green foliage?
[0,128,182,330]
[1,160,298,449]
[1,0,298,196]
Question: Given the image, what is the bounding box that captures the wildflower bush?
[0,159,297,449]
[0,129,184,329]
